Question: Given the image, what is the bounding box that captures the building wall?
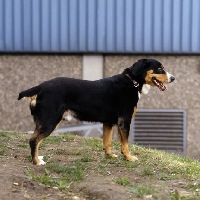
[1,0,200,54]
[0,54,200,159]
[0,55,82,131]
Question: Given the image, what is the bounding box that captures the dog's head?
[129,59,175,93]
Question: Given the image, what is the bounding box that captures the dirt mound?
[1,131,200,200]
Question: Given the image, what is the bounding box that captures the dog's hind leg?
[117,118,138,162]
[29,125,46,165]
[29,124,55,165]
[29,119,62,165]
[103,124,118,158]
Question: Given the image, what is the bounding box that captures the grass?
[128,183,154,198]
[47,160,85,181]
[115,177,130,186]
[25,168,70,191]
[83,137,103,151]
[25,159,86,191]
[115,177,154,198]
[1,131,200,199]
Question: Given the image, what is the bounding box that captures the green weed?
[115,177,130,186]
[142,168,155,176]
[25,168,69,190]
[84,138,103,151]
[170,190,181,200]
[47,160,85,181]
[81,154,94,162]
[70,150,82,155]
[127,183,154,198]
[18,144,29,148]
[0,149,7,156]
[62,134,77,142]
[0,132,9,137]
[43,135,63,145]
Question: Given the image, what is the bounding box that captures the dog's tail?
[18,85,41,100]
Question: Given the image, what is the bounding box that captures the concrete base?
[83,55,103,80]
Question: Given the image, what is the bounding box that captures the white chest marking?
[141,84,151,94]
[138,91,141,100]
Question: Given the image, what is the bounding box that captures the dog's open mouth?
[152,77,167,91]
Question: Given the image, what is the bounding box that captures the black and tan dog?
[18,59,175,165]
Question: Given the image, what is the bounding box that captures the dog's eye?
[158,68,163,72]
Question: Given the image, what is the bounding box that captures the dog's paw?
[37,156,46,165]
[110,153,118,158]
[106,153,118,158]
[125,155,138,162]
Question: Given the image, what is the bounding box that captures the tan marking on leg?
[29,127,41,165]
[30,95,37,107]
[103,124,117,158]
[29,125,50,165]
[33,138,45,165]
[118,127,138,162]
[30,119,62,165]
[132,106,137,118]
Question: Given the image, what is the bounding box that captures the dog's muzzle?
[169,75,175,83]
[166,72,175,83]
[152,73,175,91]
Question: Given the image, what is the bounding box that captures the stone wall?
[1,54,200,159]
[0,55,82,131]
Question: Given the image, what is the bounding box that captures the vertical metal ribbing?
[105,0,107,52]
[0,0,199,53]
[0,0,4,50]
[30,0,33,52]
[95,0,97,51]
[189,0,192,52]
[180,0,183,52]
[151,0,154,52]
[161,0,164,52]
[170,0,173,52]
[58,0,61,51]
[142,0,144,52]
[39,0,42,51]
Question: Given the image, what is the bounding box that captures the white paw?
[37,156,46,165]
[111,154,118,158]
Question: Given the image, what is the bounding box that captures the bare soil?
[0,132,199,200]
[0,132,134,200]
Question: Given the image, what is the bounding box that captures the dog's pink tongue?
[160,84,167,91]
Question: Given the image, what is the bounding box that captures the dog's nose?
[170,75,175,82]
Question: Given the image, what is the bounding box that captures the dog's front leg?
[103,123,118,158]
[117,118,138,162]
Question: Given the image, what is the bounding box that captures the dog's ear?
[130,59,148,76]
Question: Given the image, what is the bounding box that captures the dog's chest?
[141,84,151,94]
[137,84,151,100]
[138,91,141,100]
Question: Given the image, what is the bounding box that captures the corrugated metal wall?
[0,0,200,53]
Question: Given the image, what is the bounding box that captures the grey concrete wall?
[0,55,82,131]
[0,54,200,159]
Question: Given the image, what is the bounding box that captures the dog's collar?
[125,74,139,88]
